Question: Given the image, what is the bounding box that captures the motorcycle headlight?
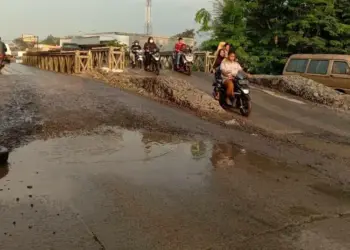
[185,55,193,60]
[242,89,250,94]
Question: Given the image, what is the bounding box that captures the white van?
[5,44,11,56]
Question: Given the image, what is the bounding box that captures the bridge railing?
[23,47,125,74]
[22,48,216,74]
[159,51,216,73]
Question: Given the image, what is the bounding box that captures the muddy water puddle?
[1,126,350,249]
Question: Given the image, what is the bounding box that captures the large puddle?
[1,127,246,195]
[1,127,350,249]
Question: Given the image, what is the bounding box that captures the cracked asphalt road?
[1,64,350,249]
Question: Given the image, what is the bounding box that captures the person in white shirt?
[220,51,251,105]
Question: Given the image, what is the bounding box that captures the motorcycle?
[131,49,144,69]
[173,45,193,75]
[0,56,9,74]
[146,48,161,75]
[213,70,252,117]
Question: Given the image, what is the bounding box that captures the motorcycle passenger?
[143,37,159,70]
[130,40,142,66]
[220,51,250,105]
[0,37,7,66]
[174,37,186,69]
[223,42,230,57]
[212,49,226,99]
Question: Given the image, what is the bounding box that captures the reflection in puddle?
[2,127,249,191]
[1,126,290,200]
[210,143,239,168]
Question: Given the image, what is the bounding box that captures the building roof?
[84,31,194,40]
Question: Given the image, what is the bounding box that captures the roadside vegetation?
[195,0,350,74]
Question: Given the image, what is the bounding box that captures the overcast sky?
[2,0,212,41]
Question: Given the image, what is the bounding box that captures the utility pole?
[145,0,152,35]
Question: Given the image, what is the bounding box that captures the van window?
[307,60,329,75]
[285,59,308,73]
[332,61,349,74]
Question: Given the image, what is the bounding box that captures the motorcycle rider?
[130,40,142,66]
[220,51,251,105]
[143,37,159,71]
[0,37,7,67]
[174,37,186,69]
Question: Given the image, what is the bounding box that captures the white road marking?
[250,86,305,104]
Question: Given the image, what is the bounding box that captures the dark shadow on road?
[0,163,9,180]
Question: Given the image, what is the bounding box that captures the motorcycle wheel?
[138,60,142,69]
[0,146,9,165]
[186,64,192,76]
[155,63,160,75]
[239,95,252,117]
[218,91,229,109]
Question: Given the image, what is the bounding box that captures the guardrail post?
[74,50,80,73]
[205,52,209,73]
[88,50,92,71]
[121,47,125,70]
[108,47,113,70]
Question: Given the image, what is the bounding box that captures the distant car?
[15,56,22,63]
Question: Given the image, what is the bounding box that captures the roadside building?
[60,32,196,51]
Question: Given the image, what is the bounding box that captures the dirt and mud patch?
[83,69,234,122]
[0,82,43,150]
[252,75,350,111]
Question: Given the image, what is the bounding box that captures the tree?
[103,40,127,48]
[195,8,212,32]
[40,35,60,45]
[173,29,196,38]
[195,0,350,74]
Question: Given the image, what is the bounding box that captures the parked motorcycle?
[131,49,144,69]
[213,70,252,117]
[173,45,194,75]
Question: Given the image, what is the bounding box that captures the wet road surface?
[2,127,350,249]
[1,64,350,249]
[131,68,350,158]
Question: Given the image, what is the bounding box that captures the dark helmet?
[133,40,139,44]
[148,37,154,43]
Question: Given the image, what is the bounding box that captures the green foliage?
[40,35,59,45]
[104,40,127,48]
[195,0,350,74]
[173,29,196,38]
[195,8,212,32]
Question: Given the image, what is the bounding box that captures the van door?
[305,59,330,86]
[330,60,350,93]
